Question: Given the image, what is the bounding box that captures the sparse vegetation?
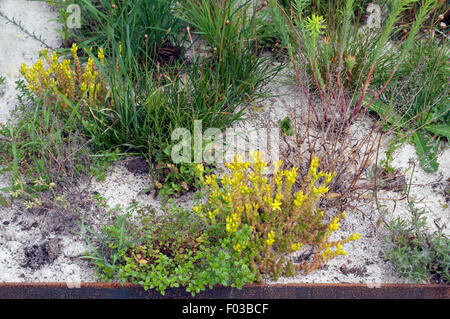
[371,35,449,172]
[82,197,256,296]
[384,200,449,284]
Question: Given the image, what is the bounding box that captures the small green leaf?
[424,124,450,140]
[278,116,294,136]
[410,131,439,172]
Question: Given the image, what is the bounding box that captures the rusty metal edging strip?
[0,283,448,299]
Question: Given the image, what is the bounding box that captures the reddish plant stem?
[353,66,398,122]
[351,65,374,121]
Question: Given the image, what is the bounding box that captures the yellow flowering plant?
[19,43,109,111]
[193,151,361,280]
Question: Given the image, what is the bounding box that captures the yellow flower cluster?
[233,243,244,253]
[226,212,240,233]
[321,242,347,258]
[293,191,307,207]
[269,199,282,211]
[224,154,251,172]
[307,157,335,185]
[284,167,297,186]
[317,211,361,265]
[328,215,341,232]
[193,151,362,279]
[291,242,303,251]
[19,43,108,110]
[347,233,361,241]
[266,231,275,246]
[207,208,218,222]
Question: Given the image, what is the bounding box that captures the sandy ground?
[0,0,97,283]
[0,1,448,287]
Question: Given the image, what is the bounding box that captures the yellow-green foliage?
[194,151,361,280]
[19,43,108,110]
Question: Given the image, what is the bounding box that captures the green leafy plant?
[384,200,449,283]
[75,19,279,194]
[81,200,255,296]
[259,0,438,210]
[269,0,438,122]
[179,0,256,57]
[255,9,287,56]
[43,0,72,49]
[178,0,280,104]
[83,151,361,294]
[45,0,183,65]
[371,36,449,172]
[193,151,361,280]
[0,68,115,197]
[0,80,91,185]
[16,0,280,197]
[278,116,294,136]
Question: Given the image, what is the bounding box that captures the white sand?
[0,0,96,283]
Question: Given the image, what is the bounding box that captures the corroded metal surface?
[0,283,448,299]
